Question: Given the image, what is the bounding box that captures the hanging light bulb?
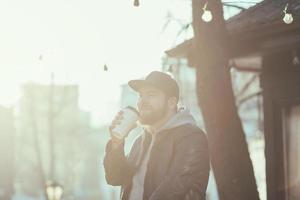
[134,0,139,7]
[283,3,293,24]
[103,64,108,71]
[283,13,293,24]
[202,2,213,23]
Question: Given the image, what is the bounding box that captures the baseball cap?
[128,71,179,99]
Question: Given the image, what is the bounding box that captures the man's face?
[137,85,168,125]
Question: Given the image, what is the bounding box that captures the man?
[104,71,210,200]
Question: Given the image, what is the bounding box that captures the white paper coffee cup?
[111,106,139,139]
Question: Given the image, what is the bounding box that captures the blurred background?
[0,0,267,200]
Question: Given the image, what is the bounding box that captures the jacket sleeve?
[103,140,134,186]
[149,132,210,200]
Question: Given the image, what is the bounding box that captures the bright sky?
[0,0,259,125]
[0,0,192,125]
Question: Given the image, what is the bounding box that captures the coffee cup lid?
[126,106,139,116]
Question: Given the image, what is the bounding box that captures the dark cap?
[128,71,179,99]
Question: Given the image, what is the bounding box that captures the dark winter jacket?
[103,108,210,200]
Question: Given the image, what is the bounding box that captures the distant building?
[0,106,15,200]
[14,82,101,200]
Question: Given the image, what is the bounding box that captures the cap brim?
[128,80,156,92]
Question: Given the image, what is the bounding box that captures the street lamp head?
[46,181,64,200]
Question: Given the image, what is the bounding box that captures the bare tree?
[18,81,82,198]
[191,0,260,199]
[28,88,47,189]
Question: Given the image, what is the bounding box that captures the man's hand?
[109,110,125,149]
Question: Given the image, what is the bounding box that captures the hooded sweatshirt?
[128,108,197,200]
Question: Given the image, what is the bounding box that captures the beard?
[138,101,168,125]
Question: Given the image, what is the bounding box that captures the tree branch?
[223,2,247,10]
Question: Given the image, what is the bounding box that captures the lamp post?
[45,181,64,200]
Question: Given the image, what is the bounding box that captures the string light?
[202,2,213,23]
[283,3,293,24]
[103,64,108,71]
[134,0,139,7]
